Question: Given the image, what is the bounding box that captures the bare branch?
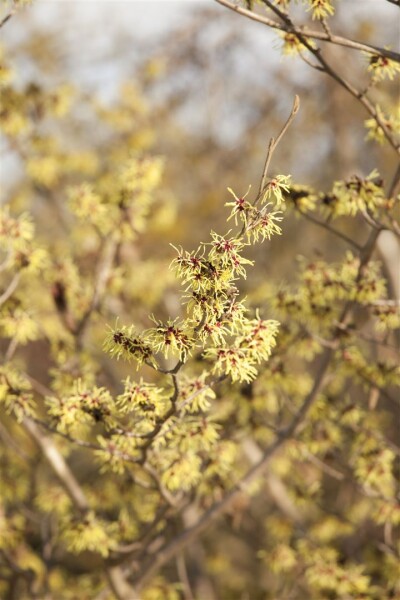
[0,9,15,30]
[106,567,141,600]
[215,0,400,63]
[176,553,195,600]
[22,417,138,600]
[23,417,89,513]
[75,238,118,347]
[294,206,363,250]
[0,272,20,307]
[303,449,345,481]
[258,95,300,198]
[0,420,31,462]
[388,162,400,198]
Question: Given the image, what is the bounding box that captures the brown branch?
[75,238,118,347]
[141,374,226,453]
[242,438,304,522]
[0,272,20,307]
[217,0,400,152]
[137,373,181,464]
[105,567,141,600]
[258,95,300,199]
[23,417,89,513]
[0,421,31,462]
[22,418,138,600]
[176,553,195,600]
[294,206,362,250]
[0,9,15,29]
[4,336,18,362]
[389,162,400,198]
[320,18,332,39]
[303,449,345,481]
[267,0,400,153]
[215,0,400,63]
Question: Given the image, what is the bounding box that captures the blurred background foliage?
[1,0,398,382]
[0,1,399,599]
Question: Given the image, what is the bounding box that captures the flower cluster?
[147,317,194,359]
[367,53,400,82]
[61,511,118,558]
[67,183,107,231]
[286,172,390,221]
[0,207,48,275]
[330,171,386,217]
[170,243,245,345]
[208,232,253,278]
[46,380,116,435]
[204,317,279,383]
[103,324,155,367]
[306,0,335,20]
[0,367,35,422]
[261,175,291,206]
[66,155,164,240]
[94,434,142,473]
[280,33,310,57]
[226,186,285,243]
[117,377,170,420]
[178,372,216,414]
[365,104,400,145]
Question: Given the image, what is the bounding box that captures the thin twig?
[22,417,138,600]
[176,553,195,600]
[0,9,15,29]
[258,138,275,198]
[0,272,20,306]
[32,416,141,464]
[142,462,182,508]
[23,417,89,513]
[144,375,226,452]
[0,421,31,461]
[295,206,362,250]
[320,18,332,39]
[4,336,18,362]
[75,238,118,347]
[303,450,345,480]
[258,96,300,199]
[388,162,400,198]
